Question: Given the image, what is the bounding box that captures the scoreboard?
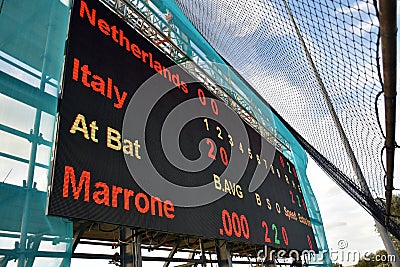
[48,0,317,251]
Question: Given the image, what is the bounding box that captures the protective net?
[172,0,400,238]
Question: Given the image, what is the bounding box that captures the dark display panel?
[48,0,317,251]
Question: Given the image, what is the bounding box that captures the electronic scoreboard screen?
[48,0,318,251]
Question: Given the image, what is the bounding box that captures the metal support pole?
[133,229,142,267]
[17,103,42,267]
[199,239,206,267]
[71,222,91,253]
[282,0,400,265]
[120,228,134,267]
[215,240,232,267]
[163,238,181,267]
[25,236,42,267]
[17,1,56,266]
[378,0,397,227]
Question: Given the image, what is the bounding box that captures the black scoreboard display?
[48,0,318,251]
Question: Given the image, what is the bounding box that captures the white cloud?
[211,0,290,37]
[335,2,370,15]
[335,1,379,37]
